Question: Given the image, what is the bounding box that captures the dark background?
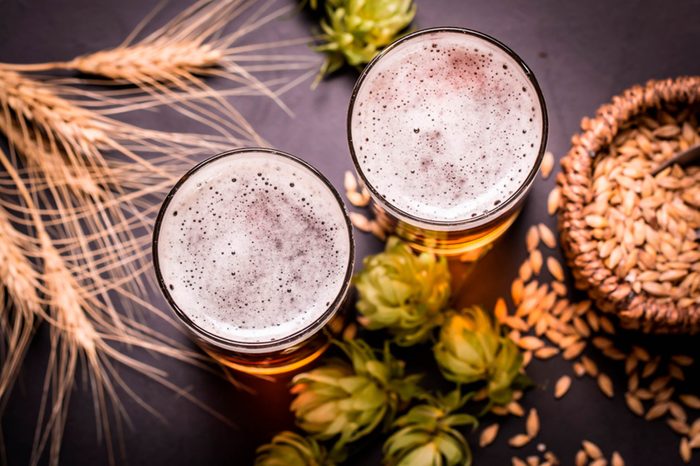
[2,0,700,464]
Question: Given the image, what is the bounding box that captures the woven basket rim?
[557,76,700,333]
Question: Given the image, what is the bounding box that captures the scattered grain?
[526,408,540,438]
[547,257,565,281]
[541,151,555,179]
[509,434,532,448]
[479,423,499,447]
[582,440,603,459]
[597,374,614,397]
[554,375,572,399]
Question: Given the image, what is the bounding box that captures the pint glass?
[153,148,354,375]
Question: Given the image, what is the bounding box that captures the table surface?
[2,0,700,465]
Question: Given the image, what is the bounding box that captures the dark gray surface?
[1,0,700,464]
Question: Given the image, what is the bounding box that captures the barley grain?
[526,408,540,438]
[597,374,614,397]
[625,393,644,416]
[554,375,572,399]
[547,257,565,281]
[680,437,691,463]
[479,423,499,447]
[547,187,561,215]
[582,440,603,459]
[541,151,555,179]
[509,434,532,448]
[611,452,625,466]
[680,394,700,409]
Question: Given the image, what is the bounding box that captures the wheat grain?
[668,419,690,435]
[597,374,614,397]
[554,375,571,399]
[547,187,561,216]
[508,401,526,417]
[530,249,544,275]
[581,356,599,377]
[645,402,669,420]
[527,226,540,251]
[625,393,644,416]
[541,151,554,179]
[680,394,700,409]
[611,452,625,466]
[538,223,557,249]
[526,408,540,438]
[546,257,565,281]
[509,434,531,448]
[535,346,559,359]
[680,437,691,463]
[582,440,603,459]
[480,423,499,447]
[671,355,694,366]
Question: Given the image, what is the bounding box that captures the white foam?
[156,150,352,346]
[350,30,544,224]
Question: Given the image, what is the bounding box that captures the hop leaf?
[383,390,477,466]
[354,237,451,346]
[434,307,524,405]
[255,431,334,466]
[314,0,416,78]
[291,339,422,449]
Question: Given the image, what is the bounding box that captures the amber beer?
[153,148,354,375]
[348,27,548,257]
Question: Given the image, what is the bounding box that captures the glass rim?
[152,147,356,352]
[346,26,549,229]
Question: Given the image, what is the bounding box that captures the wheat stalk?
[0,0,318,462]
[0,205,42,409]
[0,0,320,144]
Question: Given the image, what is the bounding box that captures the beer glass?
[153,148,354,375]
[348,27,548,257]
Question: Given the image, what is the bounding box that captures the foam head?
[154,149,353,350]
[349,28,546,226]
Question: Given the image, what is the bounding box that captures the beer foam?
[156,150,352,346]
[350,30,545,223]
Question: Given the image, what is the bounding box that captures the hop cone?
[354,237,451,346]
[255,431,334,466]
[383,390,476,466]
[291,339,422,448]
[316,0,416,77]
[434,307,523,405]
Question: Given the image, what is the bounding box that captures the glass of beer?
[348,27,548,258]
[153,148,354,375]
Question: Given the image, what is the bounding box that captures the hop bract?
[434,307,523,405]
[354,237,451,346]
[316,0,416,77]
[290,339,422,448]
[383,390,476,466]
[255,431,334,466]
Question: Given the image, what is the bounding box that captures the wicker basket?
[558,76,700,334]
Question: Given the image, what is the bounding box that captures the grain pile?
[489,215,700,463]
[558,76,700,333]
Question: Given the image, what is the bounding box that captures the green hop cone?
[315,0,416,78]
[291,338,422,449]
[255,431,334,466]
[354,237,451,346]
[383,390,477,466]
[434,307,524,405]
